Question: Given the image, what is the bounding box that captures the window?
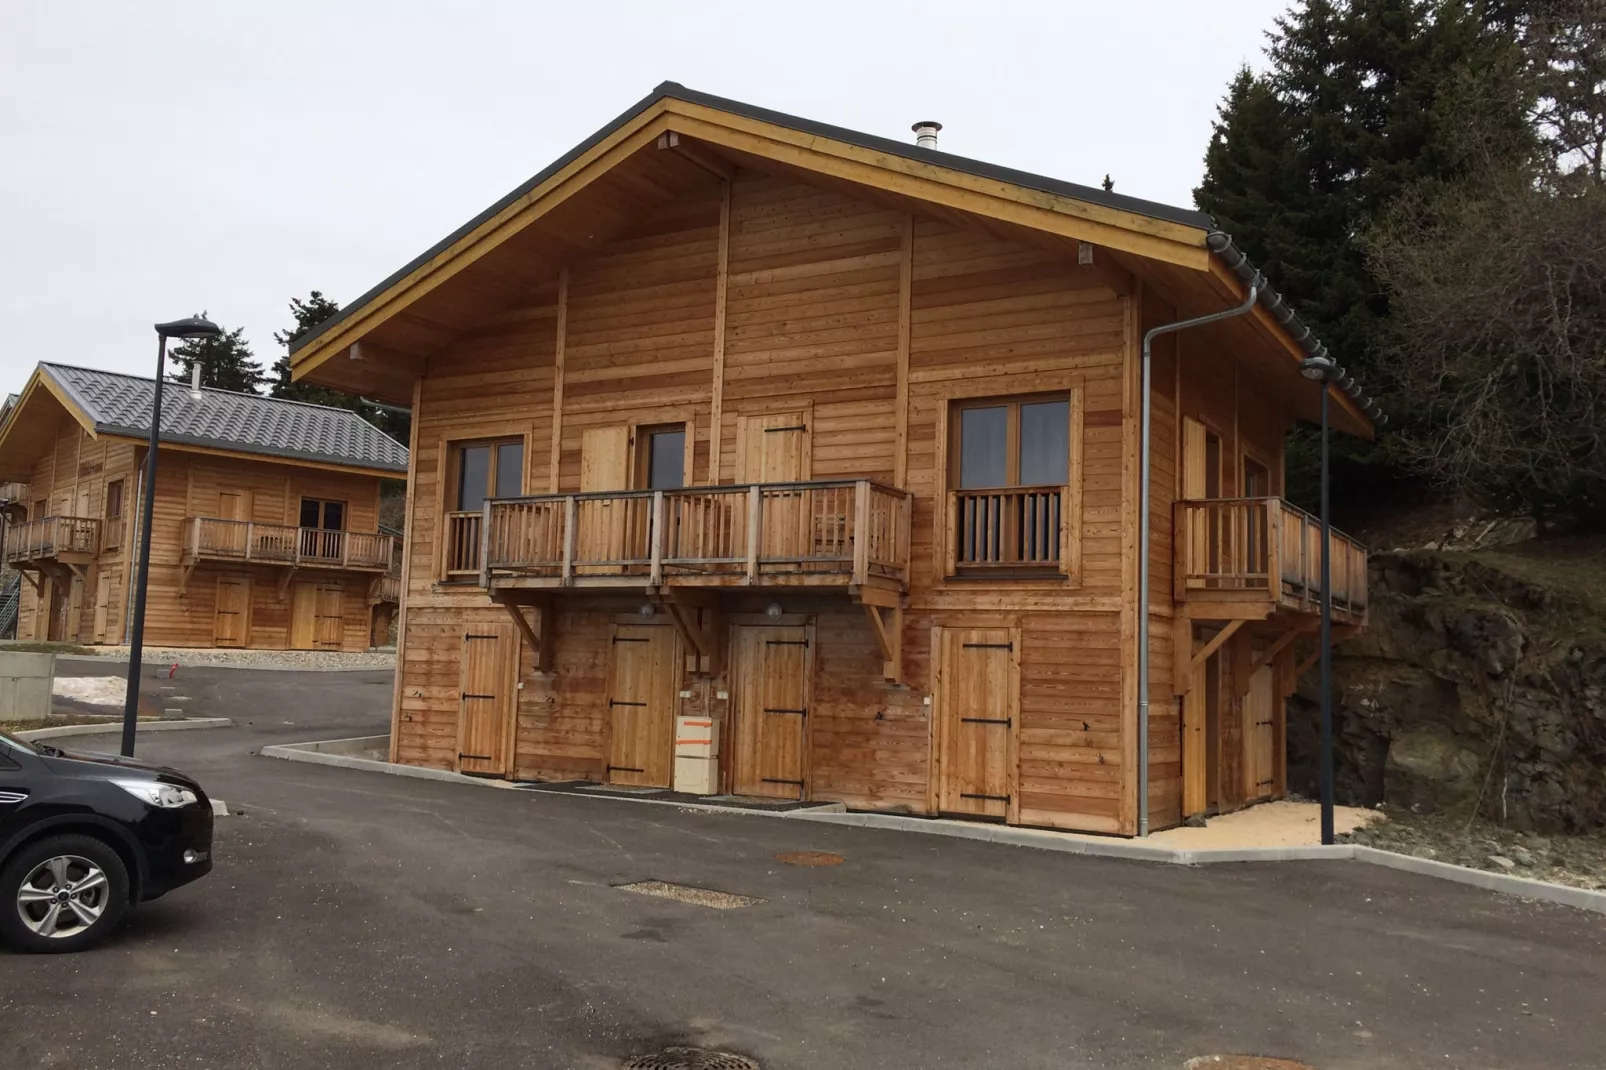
[103,480,125,551]
[1243,456,1271,498]
[954,397,1071,489]
[638,425,686,490]
[950,396,1074,574]
[300,498,345,531]
[454,439,524,512]
[444,437,524,580]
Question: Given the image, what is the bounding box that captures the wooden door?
[213,575,250,648]
[457,620,518,776]
[74,484,92,520]
[731,625,811,799]
[935,627,1019,820]
[217,487,249,555]
[579,426,630,572]
[289,581,342,650]
[736,413,810,562]
[64,575,83,643]
[92,570,113,644]
[605,623,679,787]
[1245,663,1277,801]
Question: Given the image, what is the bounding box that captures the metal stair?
[0,569,20,639]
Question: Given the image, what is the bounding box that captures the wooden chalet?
[289,84,1372,834]
[0,363,408,651]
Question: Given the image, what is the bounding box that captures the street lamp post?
[120,315,222,757]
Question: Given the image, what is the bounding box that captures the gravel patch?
[1342,809,1606,891]
[79,646,396,672]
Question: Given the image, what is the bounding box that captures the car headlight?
[112,779,199,809]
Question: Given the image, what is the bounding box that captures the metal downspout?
[1136,279,1259,836]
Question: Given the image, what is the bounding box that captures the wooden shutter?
[578,426,631,573]
[935,627,1019,820]
[93,571,113,644]
[1245,664,1276,800]
[289,582,318,650]
[1181,638,1209,817]
[457,620,518,776]
[736,413,811,562]
[213,576,250,648]
[314,583,345,649]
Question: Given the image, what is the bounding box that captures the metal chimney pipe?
[190,360,203,400]
[911,120,942,149]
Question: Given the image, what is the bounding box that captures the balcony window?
[103,480,124,551]
[950,396,1072,574]
[445,437,525,580]
[640,426,686,490]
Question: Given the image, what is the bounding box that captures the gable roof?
[290,82,1214,359]
[0,362,408,476]
[287,81,1375,437]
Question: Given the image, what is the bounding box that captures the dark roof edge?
[290,81,1215,358]
[1206,232,1385,426]
[93,422,408,473]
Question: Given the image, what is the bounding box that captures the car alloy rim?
[16,855,109,939]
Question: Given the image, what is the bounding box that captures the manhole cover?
[1185,1057,1317,1070]
[623,1046,759,1070]
[774,850,844,866]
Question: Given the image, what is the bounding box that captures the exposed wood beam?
[1189,619,1245,677]
[1251,629,1300,675]
[495,595,552,672]
[658,131,737,181]
[862,603,903,683]
[708,183,731,483]
[548,267,568,492]
[894,212,913,488]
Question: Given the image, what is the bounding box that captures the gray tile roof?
[39,362,408,473]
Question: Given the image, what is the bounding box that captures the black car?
[0,728,214,953]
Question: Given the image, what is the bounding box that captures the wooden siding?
[12,413,388,651]
[388,165,1310,835]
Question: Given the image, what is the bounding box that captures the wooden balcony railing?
[184,518,393,572]
[445,511,483,578]
[1,516,101,566]
[1175,497,1368,621]
[480,479,911,589]
[946,486,1069,574]
[370,575,401,604]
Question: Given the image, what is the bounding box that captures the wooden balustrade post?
[649,490,665,586]
[852,480,871,586]
[245,522,254,562]
[561,497,577,586]
[1266,502,1283,601]
[745,485,761,584]
[898,491,912,584]
[479,500,492,588]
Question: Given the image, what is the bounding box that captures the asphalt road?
[4,661,1604,1069]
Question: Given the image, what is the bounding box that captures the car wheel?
[0,834,130,954]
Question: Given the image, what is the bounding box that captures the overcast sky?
[0,1,1289,401]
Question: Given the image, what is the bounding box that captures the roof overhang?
[291,82,1373,437]
[0,367,98,482]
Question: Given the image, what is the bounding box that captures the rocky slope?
[1287,541,1606,833]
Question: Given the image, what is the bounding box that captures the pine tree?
[1195,0,1535,502]
[167,321,265,394]
[268,291,411,443]
[269,291,347,407]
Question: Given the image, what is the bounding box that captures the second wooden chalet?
[0,363,408,652]
[289,84,1373,835]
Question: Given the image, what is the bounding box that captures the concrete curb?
[17,717,233,741]
[259,739,846,818]
[56,654,395,674]
[259,737,1606,916]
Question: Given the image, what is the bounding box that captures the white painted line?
[210,799,229,817]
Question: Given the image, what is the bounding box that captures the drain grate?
[615,880,763,910]
[774,850,844,866]
[623,1046,759,1070]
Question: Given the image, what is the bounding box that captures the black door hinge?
[960,716,1012,727]
[962,642,1013,651]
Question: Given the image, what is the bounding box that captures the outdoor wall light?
[637,602,656,620]
[764,602,784,619]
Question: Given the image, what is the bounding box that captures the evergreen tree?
[1195,0,1535,503]
[167,320,265,394]
[268,291,411,443]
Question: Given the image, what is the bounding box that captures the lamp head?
[1299,355,1335,381]
[155,315,222,340]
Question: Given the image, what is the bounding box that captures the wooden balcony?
[1,516,100,569]
[183,517,394,573]
[477,479,911,596]
[946,485,1071,576]
[1175,497,1368,625]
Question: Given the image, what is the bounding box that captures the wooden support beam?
[893,212,913,488]
[1251,629,1300,675]
[178,559,197,598]
[278,566,297,596]
[1172,608,1193,695]
[658,131,737,181]
[862,603,903,683]
[495,595,551,672]
[849,583,900,608]
[548,267,568,493]
[708,181,730,483]
[653,588,723,675]
[1188,619,1244,678]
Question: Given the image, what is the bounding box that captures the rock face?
[1287,549,1606,832]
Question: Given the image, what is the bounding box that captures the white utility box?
[0,651,55,723]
